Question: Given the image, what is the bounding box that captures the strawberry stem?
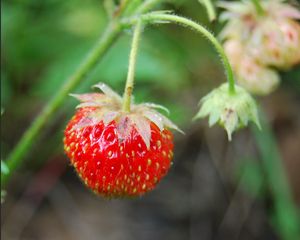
[198,0,216,21]
[122,20,143,112]
[136,13,236,94]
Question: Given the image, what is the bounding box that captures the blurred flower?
[236,56,280,95]
[224,40,280,95]
[219,0,300,95]
[248,19,300,69]
[219,0,300,69]
[194,83,260,140]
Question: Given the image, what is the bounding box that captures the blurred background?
[1,0,300,240]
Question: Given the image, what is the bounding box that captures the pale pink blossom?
[224,40,280,95]
[220,0,300,69]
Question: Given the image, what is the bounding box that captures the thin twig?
[122,20,143,112]
[140,13,236,93]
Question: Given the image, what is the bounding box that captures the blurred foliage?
[2,0,300,175]
[1,0,299,181]
[1,0,221,163]
[1,0,300,239]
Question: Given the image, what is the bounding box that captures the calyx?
[71,83,183,148]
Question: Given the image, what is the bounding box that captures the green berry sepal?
[194,83,261,140]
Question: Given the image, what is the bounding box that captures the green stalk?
[104,0,116,17]
[115,0,130,16]
[1,22,121,187]
[122,0,143,16]
[252,111,300,240]
[251,0,264,15]
[122,20,143,112]
[140,13,236,93]
[135,0,164,14]
[198,0,216,21]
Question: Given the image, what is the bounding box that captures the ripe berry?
[64,83,182,198]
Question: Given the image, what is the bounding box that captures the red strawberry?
[64,83,182,197]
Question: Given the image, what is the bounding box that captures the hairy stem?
[1,22,121,187]
[199,0,216,21]
[251,0,264,15]
[140,13,235,93]
[122,20,143,112]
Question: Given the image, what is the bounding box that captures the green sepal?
[194,83,260,140]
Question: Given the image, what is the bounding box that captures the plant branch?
[198,0,216,21]
[111,0,140,18]
[122,20,143,112]
[251,0,264,15]
[122,0,144,16]
[135,0,164,14]
[138,13,236,93]
[115,0,130,16]
[1,22,122,187]
[104,0,116,18]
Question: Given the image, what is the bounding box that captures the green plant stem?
[139,13,236,93]
[122,0,144,16]
[122,20,143,112]
[104,0,116,17]
[198,0,216,21]
[252,111,300,240]
[135,0,163,14]
[1,22,122,187]
[115,0,130,16]
[251,0,264,15]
